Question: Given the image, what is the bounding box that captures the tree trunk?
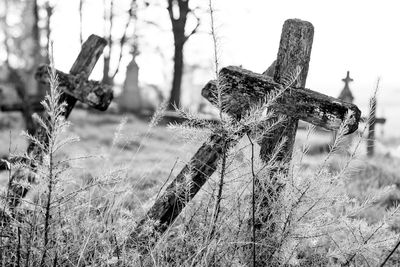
[32,0,42,66]
[7,69,36,135]
[2,0,10,66]
[166,0,191,110]
[79,0,84,45]
[102,0,114,86]
[168,40,184,109]
[44,2,53,63]
[102,55,113,85]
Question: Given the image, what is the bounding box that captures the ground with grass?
[2,110,400,216]
[1,109,400,265]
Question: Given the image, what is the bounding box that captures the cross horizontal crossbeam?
[202,66,361,134]
[35,65,113,111]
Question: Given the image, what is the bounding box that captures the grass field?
[2,109,400,264]
[2,109,400,219]
[0,109,207,216]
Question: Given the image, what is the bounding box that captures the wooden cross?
[4,34,113,211]
[127,19,361,251]
[367,96,386,157]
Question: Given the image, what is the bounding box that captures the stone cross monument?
[338,71,354,103]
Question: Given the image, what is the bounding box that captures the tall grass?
[1,11,400,267]
[0,46,135,266]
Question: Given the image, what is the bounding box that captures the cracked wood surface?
[35,65,113,111]
[127,132,241,250]
[202,66,361,135]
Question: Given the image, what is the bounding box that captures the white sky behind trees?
[3,0,400,134]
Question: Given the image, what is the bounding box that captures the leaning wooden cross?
[127,19,361,250]
[4,34,113,212]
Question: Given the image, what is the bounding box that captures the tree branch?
[184,10,200,42]
[111,0,138,79]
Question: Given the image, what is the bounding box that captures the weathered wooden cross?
[127,19,361,252]
[367,95,386,157]
[4,34,113,212]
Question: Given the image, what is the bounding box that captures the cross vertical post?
[256,19,314,259]
[367,96,377,157]
[259,19,314,162]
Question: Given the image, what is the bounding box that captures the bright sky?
[215,0,400,103]
[21,0,400,134]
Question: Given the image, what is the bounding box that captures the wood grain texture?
[35,65,113,111]
[62,34,108,117]
[255,19,314,263]
[127,132,241,250]
[367,96,377,157]
[202,66,361,134]
[260,18,314,163]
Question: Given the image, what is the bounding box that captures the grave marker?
[333,71,356,150]
[367,96,385,156]
[118,52,142,112]
[127,19,361,254]
[336,71,385,156]
[339,71,354,103]
[4,34,113,212]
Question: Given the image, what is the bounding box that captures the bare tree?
[0,0,53,130]
[0,0,11,66]
[44,2,53,59]
[166,0,200,110]
[101,0,138,86]
[79,0,85,45]
[102,0,114,85]
[32,0,41,65]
